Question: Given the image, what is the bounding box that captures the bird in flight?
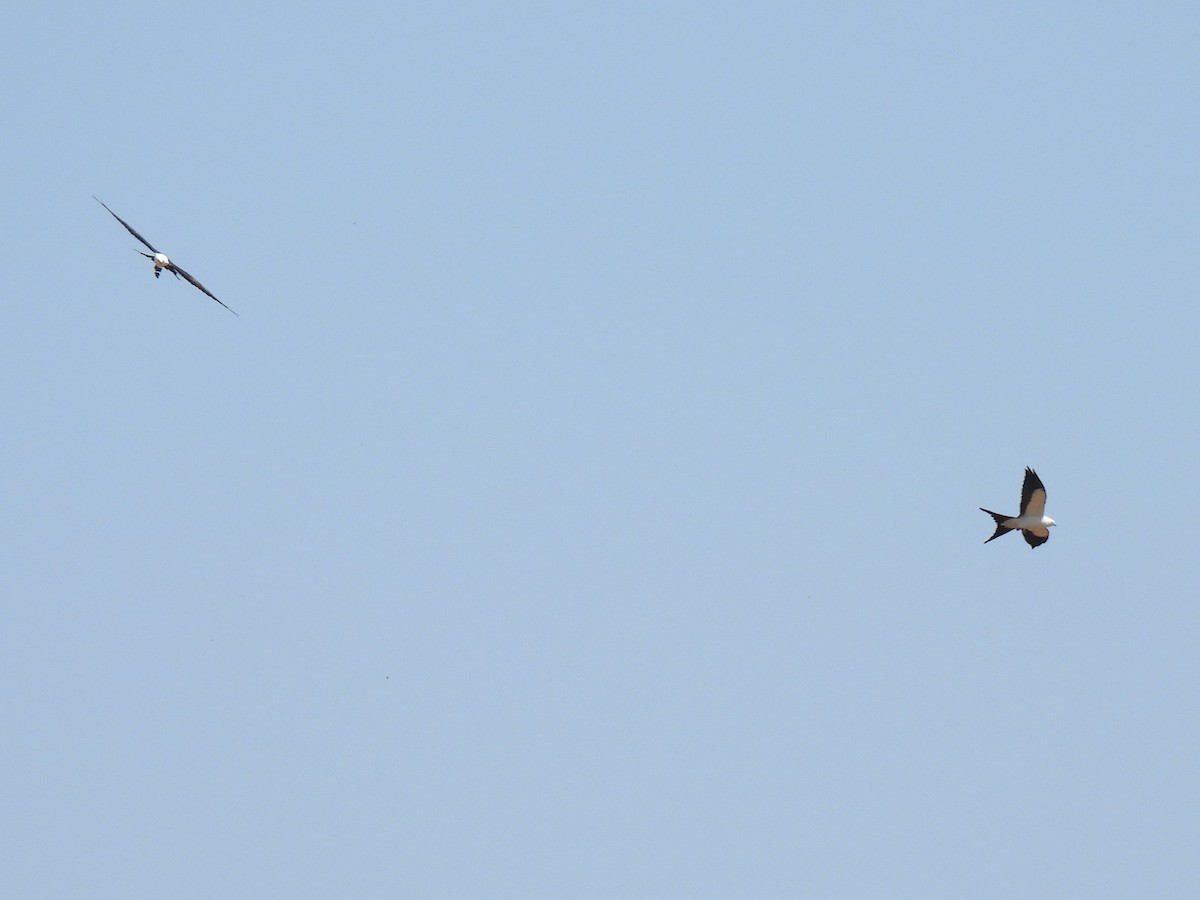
[981,467,1056,548]
[94,197,237,316]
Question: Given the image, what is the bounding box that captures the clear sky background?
[2,2,1197,896]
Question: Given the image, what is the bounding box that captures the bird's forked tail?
[980,508,1012,544]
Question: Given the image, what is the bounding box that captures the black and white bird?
[94,197,237,316]
[981,467,1056,548]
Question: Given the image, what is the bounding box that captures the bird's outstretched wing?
[168,264,238,316]
[1019,467,1046,519]
[1023,528,1049,548]
[93,196,159,254]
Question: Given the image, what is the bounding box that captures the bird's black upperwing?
[168,263,238,316]
[94,197,159,254]
[1019,467,1046,518]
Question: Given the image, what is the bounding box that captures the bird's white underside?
[1001,515,1055,536]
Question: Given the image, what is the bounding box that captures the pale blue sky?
[2,2,1198,896]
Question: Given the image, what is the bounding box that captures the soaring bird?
[94,197,237,316]
[981,467,1056,548]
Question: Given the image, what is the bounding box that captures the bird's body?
[981,467,1056,548]
[94,197,237,315]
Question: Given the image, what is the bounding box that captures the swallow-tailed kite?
[981,467,1056,548]
[94,197,237,316]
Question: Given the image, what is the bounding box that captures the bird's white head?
[1046,518,1057,527]
[153,252,170,267]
